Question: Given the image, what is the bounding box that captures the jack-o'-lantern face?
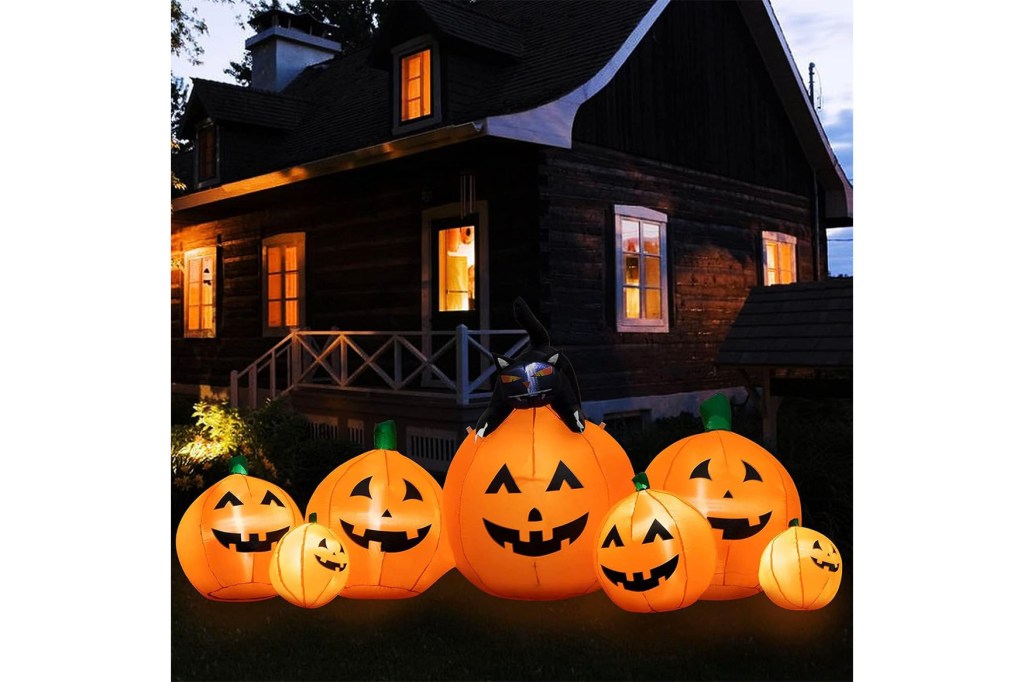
[594,474,716,612]
[646,396,800,600]
[444,406,635,600]
[306,421,453,599]
[269,517,349,608]
[759,525,842,610]
[175,463,303,602]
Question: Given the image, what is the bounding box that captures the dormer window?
[392,37,440,133]
[196,121,218,185]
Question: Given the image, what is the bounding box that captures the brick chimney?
[245,9,341,92]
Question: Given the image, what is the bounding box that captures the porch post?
[456,324,469,406]
[229,370,239,408]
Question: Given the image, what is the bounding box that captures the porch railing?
[230,325,529,409]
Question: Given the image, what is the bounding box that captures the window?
[438,225,476,312]
[614,205,669,332]
[184,246,216,338]
[401,49,431,121]
[263,233,305,335]
[196,122,218,183]
[393,38,440,133]
[762,231,797,285]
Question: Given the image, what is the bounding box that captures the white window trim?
[183,246,217,338]
[392,36,442,135]
[262,232,306,337]
[614,205,669,333]
[761,231,798,286]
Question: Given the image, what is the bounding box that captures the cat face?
[495,354,561,408]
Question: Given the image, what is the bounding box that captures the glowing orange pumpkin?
[269,513,349,608]
[175,456,303,601]
[595,473,716,613]
[646,394,801,600]
[305,421,453,599]
[443,405,635,600]
[759,522,842,610]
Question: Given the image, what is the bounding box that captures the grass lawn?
[171,398,852,680]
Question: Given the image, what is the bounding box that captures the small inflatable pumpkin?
[175,456,303,601]
[595,473,716,613]
[646,394,801,600]
[444,405,634,600]
[759,521,842,610]
[269,513,349,608]
[305,421,453,599]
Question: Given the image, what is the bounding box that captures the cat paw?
[573,410,585,432]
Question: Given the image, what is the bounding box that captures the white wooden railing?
[230,325,529,409]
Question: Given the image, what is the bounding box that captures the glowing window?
[263,233,305,335]
[401,49,432,121]
[762,231,797,285]
[438,226,475,312]
[184,246,216,338]
[196,123,217,182]
[615,206,668,332]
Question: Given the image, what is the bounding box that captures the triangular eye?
[403,479,423,501]
[643,519,673,543]
[214,491,243,509]
[813,540,822,550]
[260,490,285,507]
[351,476,373,498]
[689,459,712,480]
[546,461,583,491]
[318,538,328,548]
[742,461,762,482]
[485,464,521,494]
[601,526,625,548]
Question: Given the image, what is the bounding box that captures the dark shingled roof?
[180,78,309,134]
[178,0,655,184]
[716,279,853,368]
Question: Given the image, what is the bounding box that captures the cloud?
[824,108,853,181]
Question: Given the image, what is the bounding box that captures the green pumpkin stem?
[700,394,732,432]
[228,455,248,475]
[632,472,650,492]
[374,420,397,450]
[789,518,800,528]
[309,512,318,524]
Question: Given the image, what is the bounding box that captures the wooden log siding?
[538,144,812,402]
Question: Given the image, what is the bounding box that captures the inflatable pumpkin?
[646,394,801,600]
[444,405,634,600]
[305,421,453,599]
[175,456,303,601]
[595,473,716,613]
[269,513,349,608]
[759,521,842,611]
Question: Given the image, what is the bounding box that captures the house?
[171,0,853,470]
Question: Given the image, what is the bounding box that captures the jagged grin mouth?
[314,555,348,572]
[483,513,589,556]
[212,526,290,552]
[509,388,552,404]
[601,554,679,592]
[811,557,840,572]
[339,520,431,552]
[707,511,772,540]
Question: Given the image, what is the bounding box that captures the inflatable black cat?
[475,297,586,438]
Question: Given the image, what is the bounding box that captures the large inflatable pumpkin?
[444,405,634,600]
[646,394,801,600]
[269,513,350,608]
[305,421,453,599]
[175,456,304,601]
[595,473,716,613]
[759,521,842,611]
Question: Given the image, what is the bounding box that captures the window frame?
[183,246,217,338]
[392,36,442,135]
[614,205,670,333]
[194,119,220,188]
[761,230,798,286]
[262,232,306,337]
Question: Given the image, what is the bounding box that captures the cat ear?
[493,354,511,369]
[547,353,560,365]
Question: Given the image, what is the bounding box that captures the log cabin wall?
[171,138,539,389]
[541,0,817,403]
